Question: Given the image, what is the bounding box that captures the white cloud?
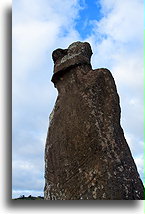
[13,160,37,171]
[12,190,44,199]
[125,133,144,156]
[12,0,83,80]
[134,155,144,180]
[97,0,143,43]
[88,0,143,75]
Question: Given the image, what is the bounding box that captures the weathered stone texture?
[44,41,144,200]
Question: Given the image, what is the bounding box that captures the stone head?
[51,41,93,84]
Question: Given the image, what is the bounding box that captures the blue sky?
[75,0,102,38]
[12,0,144,198]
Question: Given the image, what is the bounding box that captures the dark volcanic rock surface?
[44,41,144,200]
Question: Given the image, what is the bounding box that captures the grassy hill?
[13,195,44,200]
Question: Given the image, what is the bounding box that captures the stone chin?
[51,41,93,84]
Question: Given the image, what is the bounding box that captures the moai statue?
[44,41,144,200]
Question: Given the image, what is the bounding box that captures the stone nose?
[52,48,68,63]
